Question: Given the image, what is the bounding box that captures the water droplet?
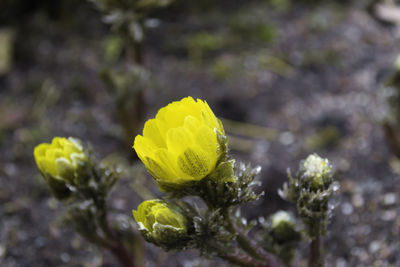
[255,166,262,174]
[331,181,340,192]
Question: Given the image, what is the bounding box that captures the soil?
[0,0,399,266]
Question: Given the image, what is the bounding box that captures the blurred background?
[0,0,400,266]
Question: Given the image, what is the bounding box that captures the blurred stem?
[308,224,322,267]
[383,122,400,158]
[221,208,281,267]
[95,195,136,267]
[122,20,145,142]
[220,253,269,267]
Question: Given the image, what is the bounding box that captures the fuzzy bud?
[34,137,88,199]
[132,199,188,249]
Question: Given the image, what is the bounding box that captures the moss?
[306,126,341,150]
[211,55,238,79]
[0,29,14,76]
[185,32,226,62]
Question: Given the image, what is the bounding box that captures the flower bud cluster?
[132,97,262,248]
[279,154,335,238]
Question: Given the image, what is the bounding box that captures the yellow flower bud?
[34,137,87,184]
[132,199,187,246]
[133,96,226,190]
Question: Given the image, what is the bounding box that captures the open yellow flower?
[133,96,226,189]
[34,137,87,184]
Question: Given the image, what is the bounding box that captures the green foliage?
[306,126,341,150]
[268,0,292,12]
[189,208,236,255]
[104,35,125,63]
[260,211,302,266]
[386,57,400,125]
[211,55,237,79]
[0,29,14,76]
[185,32,226,62]
[229,6,277,43]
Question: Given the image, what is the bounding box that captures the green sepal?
[208,159,236,183]
[44,176,71,200]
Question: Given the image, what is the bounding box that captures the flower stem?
[383,122,400,158]
[308,225,323,267]
[222,208,281,267]
[220,253,269,267]
[96,197,136,267]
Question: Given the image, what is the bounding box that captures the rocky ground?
[0,0,399,266]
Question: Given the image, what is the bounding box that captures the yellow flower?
[132,199,187,245]
[34,137,87,184]
[133,96,226,189]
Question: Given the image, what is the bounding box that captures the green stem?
[122,21,145,141]
[96,197,136,267]
[220,253,269,267]
[222,208,281,267]
[383,122,400,158]
[308,225,323,267]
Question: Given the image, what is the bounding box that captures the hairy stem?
[308,225,322,267]
[222,208,281,267]
[383,122,400,158]
[122,23,145,141]
[96,198,136,267]
[220,253,269,267]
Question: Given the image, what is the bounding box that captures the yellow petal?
[201,100,223,133]
[133,135,157,160]
[183,115,201,134]
[51,137,66,149]
[194,125,218,158]
[143,119,166,148]
[143,156,172,182]
[166,127,194,154]
[46,148,66,162]
[42,158,58,178]
[177,148,211,179]
[34,143,51,166]
[153,148,179,178]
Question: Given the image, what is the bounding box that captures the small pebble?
[352,194,364,208]
[382,210,396,221]
[34,237,46,248]
[0,244,5,258]
[336,258,347,267]
[279,131,294,145]
[369,241,381,254]
[383,193,396,206]
[341,202,354,215]
[60,252,70,263]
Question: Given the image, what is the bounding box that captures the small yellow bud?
[132,200,187,246]
[133,96,226,190]
[34,137,87,184]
